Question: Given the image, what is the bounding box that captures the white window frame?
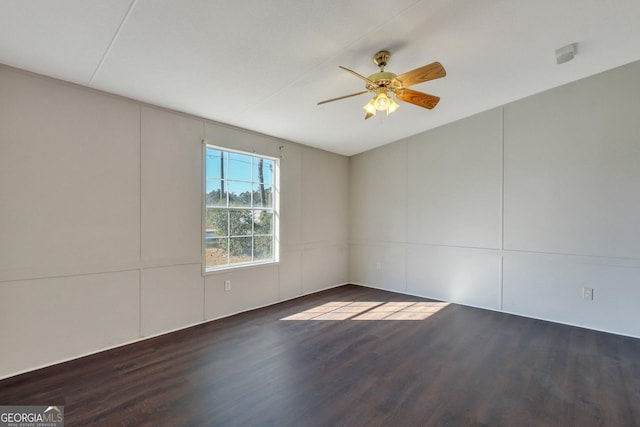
[202,143,279,273]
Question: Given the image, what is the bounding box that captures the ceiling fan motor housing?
[366,71,397,91]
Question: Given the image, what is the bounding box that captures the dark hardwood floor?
[1,284,639,426]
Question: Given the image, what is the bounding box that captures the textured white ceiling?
[1,0,640,156]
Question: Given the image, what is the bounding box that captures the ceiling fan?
[318,50,446,119]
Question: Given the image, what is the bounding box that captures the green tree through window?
[204,146,277,270]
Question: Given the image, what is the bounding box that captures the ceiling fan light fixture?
[363,98,377,115]
[388,97,400,115]
[374,92,390,111]
[367,91,399,116]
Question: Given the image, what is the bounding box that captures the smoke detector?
[556,43,578,64]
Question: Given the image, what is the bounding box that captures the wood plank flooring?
[1,284,640,426]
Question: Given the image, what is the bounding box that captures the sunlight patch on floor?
[281,301,450,321]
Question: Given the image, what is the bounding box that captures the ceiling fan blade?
[395,88,440,109]
[317,90,369,105]
[339,66,374,84]
[393,62,446,88]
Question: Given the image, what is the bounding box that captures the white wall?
[350,60,640,338]
[0,65,349,379]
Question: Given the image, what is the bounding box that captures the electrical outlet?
[376,262,383,270]
[224,280,231,292]
[583,287,594,300]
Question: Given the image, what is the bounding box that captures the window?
[204,145,278,271]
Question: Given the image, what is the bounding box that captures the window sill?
[203,260,279,276]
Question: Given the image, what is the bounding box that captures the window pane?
[206,179,227,207]
[230,237,252,264]
[206,209,228,236]
[206,149,226,180]
[254,210,273,235]
[206,238,228,267]
[253,158,274,184]
[229,210,252,236]
[265,185,273,208]
[228,181,252,207]
[254,236,273,261]
[252,183,272,208]
[228,152,252,182]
